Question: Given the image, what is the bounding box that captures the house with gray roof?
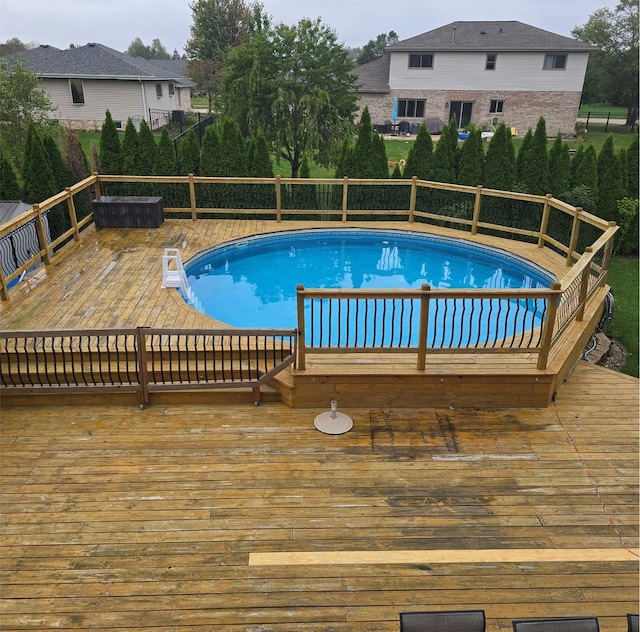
[9,43,195,131]
[353,21,596,137]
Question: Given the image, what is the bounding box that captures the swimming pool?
[184,229,555,341]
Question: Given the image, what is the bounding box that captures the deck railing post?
[537,283,562,370]
[65,188,80,242]
[576,246,593,322]
[603,222,617,275]
[33,204,52,266]
[417,283,430,371]
[409,176,418,223]
[0,262,8,300]
[341,177,349,222]
[566,207,582,266]
[136,326,150,407]
[471,185,483,235]
[296,284,306,370]
[275,176,282,222]
[538,194,553,248]
[188,173,197,220]
[92,172,102,199]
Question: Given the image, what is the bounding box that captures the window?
[489,99,504,114]
[70,79,85,104]
[156,82,163,97]
[168,80,175,96]
[398,99,425,118]
[543,53,567,70]
[408,53,433,68]
[486,53,497,70]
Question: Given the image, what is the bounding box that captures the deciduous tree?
[126,37,171,59]
[222,17,358,177]
[356,32,399,65]
[0,59,56,171]
[573,0,639,125]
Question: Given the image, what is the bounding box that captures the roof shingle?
[386,21,596,52]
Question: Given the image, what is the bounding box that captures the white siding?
[41,78,185,125]
[388,51,589,92]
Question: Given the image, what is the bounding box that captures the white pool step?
[162,248,194,302]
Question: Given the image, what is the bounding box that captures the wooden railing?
[0,327,296,405]
[295,284,559,370]
[0,172,617,381]
[0,172,617,300]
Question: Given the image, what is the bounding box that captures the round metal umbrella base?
[314,411,353,435]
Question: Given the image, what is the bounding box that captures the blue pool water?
[184,229,554,332]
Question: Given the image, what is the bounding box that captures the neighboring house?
[354,21,596,136]
[8,43,195,131]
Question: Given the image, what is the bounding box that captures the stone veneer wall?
[359,90,582,137]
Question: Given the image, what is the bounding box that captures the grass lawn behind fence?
[578,103,628,119]
[606,257,639,378]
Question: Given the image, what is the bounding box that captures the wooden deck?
[1,362,638,631]
[1,220,638,629]
[0,218,570,331]
[1,219,586,408]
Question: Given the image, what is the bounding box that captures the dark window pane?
[409,54,420,68]
[70,79,85,104]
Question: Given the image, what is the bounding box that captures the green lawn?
[578,102,628,119]
[606,257,639,377]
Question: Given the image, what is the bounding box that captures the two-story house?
[354,21,596,136]
[8,43,194,131]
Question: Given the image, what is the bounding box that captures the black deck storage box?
[92,196,164,228]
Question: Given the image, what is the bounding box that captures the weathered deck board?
[1,361,638,631]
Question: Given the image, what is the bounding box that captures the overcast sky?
[1,0,620,55]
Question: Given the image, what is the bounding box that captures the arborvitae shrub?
[62,129,92,219]
[247,129,275,210]
[137,120,157,176]
[99,110,122,194]
[199,126,222,208]
[457,128,484,187]
[178,128,200,176]
[0,152,21,200]
[520,116,549,195]
[548,133,571,198]
[153,129,179,207]
[23,122,62,238]
[121,118,139,194]
[626,134,639,199]
[597,135,624,220]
